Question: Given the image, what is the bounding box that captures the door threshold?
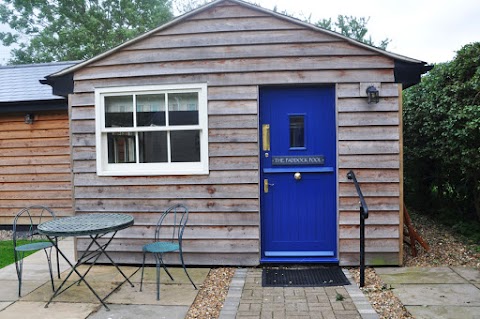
[260,257,339,263]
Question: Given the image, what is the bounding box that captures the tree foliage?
[0,0,173,64]
[403,42,480,223]
[316,16,390,50]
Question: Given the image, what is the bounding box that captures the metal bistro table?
[37,213,135,311]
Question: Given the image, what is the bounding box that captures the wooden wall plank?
[77,56,393,80]
[74,69,394,93]
[126,29,344,51]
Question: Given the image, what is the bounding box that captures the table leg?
[44,235,112,311]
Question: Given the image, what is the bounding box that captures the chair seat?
[143,241,179,253]
[15,241,53,252]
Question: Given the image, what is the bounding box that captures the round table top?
[37,213,134,237]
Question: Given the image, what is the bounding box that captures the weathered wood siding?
[0,111,73,224]
[70,1,401,266]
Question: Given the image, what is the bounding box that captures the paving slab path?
[376,266,480,319]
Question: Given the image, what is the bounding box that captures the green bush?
[403,42,480,232]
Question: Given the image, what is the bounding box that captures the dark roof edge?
[0,99,67,113]
[394,60,434,89]
[41,72,74,98]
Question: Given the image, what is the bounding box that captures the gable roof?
[46,0,432,88]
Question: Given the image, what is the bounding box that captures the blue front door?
[260,86,337,263]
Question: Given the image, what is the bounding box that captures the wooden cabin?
[0,62,77,225]
[45,0,431,266]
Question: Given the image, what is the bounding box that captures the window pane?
[290,116,305,148]
[105,96,133,127]
[138,132,168,163]
[168,93,199,125]
[107,132,136,163]
[136,94,166,127]
[171,130,200,162]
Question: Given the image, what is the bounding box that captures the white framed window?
[95,83,209,176]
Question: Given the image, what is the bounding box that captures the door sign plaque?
[272,155,325,166]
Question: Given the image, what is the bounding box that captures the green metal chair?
[140,204,197,300]
[13,205,60,297]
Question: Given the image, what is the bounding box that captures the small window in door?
[289,115,305,149]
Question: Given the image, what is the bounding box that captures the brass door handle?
[294,172,302,180]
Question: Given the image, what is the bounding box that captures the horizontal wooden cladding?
[127,29,343,52]
[337,97,399,112]
[0,137,69,149]
[338,169,400,183]
[340,197,400,211]
[77,238,259,254]
[209,86,258,101]
[339,155,400,169]
[116,211,259,226]
[87,251,259,266]
[75,198,259,213]
[340,252,400,266]
[74,171,258,187]
[340,211,400,225]
[0,173,71,183]
[337,83,400,98]
[76,55,393,81]
[209,129,257,143]
[0,190,71,200]
[338,126,399,141]
[0,155,70,166]
[340,225,399,239]
[0,146,70,157]
[163,16,305,36]
[210,156,258,170]
[340,239,399,253]
[209,100,257,115]
[338,112,399,127]
[339,183,400,197]
[210,142,257,157]
[104,224,259,240]
[339,141,399,155]
[75,184,258,199]
[74,70,394,93]
[0,164,71,174]
[209,115,257,129]
[0,199,72,209]
[0,128,70,140]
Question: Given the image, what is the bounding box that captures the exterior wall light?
[24,113,34,124]
[366,86,380,104]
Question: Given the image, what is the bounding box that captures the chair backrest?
[13,205,56,247]
[154,204,189,244]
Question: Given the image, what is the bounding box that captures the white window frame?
[95,83,209,176]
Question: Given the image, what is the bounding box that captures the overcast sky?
[255,0,480,63]
[1,0,479,65]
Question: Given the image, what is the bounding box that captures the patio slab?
[375,267,468,284]
[131,266,209,285]
[391,283,480,306]
[0,301,99,319]
[0,280,47,301]
[406,305,480,319]
[88,304,189,319]
[452,267,480,283]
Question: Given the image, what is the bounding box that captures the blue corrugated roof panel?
[0,61,78,103]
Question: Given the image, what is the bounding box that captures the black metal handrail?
[346,170,369,287]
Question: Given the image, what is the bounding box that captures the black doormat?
[262,266,351,287]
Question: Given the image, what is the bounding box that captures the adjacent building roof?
[0,61,78,113]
